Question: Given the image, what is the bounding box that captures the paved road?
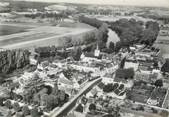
[50,78,102,117]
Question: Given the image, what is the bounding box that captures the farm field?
[127,83,167,107]
[0,23,97,49]
[0,25,29,36]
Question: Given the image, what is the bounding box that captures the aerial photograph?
[0,0,169,117]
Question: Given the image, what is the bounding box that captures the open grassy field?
[0,25,29,36]
[0,22,97,49]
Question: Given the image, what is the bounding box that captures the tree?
[161,59,169,73]
[120,57,126,69]
[103,114,114,117]
[15,112,24,117]
[0,50,30,74]
[151,108,158,113]
[0,97,5,106]
[72,47,82,61]
[13,102,21,112]
[160,110,169,117]
[40,94,48,106]
[89,103,96,112]
[22,105,30,116]
[139,106,144,111]
[75,104,83,113]
[64,37,73,47]
[4,99,12,109]
[30,107,41,117]
[79,15,103,28]
[153,61,159,68]
[52,83,59,95]
[84,32,96,44]
[46,95,59,111]
[103,84,113,93]
[109,18,159,49]
[115,41,122,53]
[58,90,66,102]
[98,23,109,43]
[6,110,13,117]
[109,41,115,52]
[154,79,163,87]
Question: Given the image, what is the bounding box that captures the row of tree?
[24,12,68,20]
[79,15,103,28]
[0,49,30,74]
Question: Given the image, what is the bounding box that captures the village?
[0,40,169,117]
[0,1,169,117]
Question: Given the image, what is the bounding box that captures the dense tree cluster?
[103,83,114,93]
[97,23,109,49]
[140,21,160,45]
[22,82,69,111]
[35,46,57,58]
[109,18,159,52]
[79,16,109,48]
[79,15,103,28]
[70,47,82,61]
[62,69,74,80]
[89,103,96,112]
[3,83,69,116]
[25,12,68,20]
[115,68,135,79]
[139,14,169,24]
[83,32,97,45]
[154,79,163,87]
[161,59,169,73]
[0,49,30,74]
[9,1,50,11]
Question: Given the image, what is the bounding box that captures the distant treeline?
[24,12,68,19]
[139,14,169,24]
[79,15,103,28]
[5,0,52,11]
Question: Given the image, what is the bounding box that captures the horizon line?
[11,0,169,8]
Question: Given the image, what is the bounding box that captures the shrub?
[22,105,30,116]
[0,97,5,106]
[30,107,41,117]
[13,102,21,112]
[15,112,24,117]
[89,103,96,112]
[4,100,12,109]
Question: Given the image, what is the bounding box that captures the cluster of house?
[44,4,77,14]
[13,59,92,97]
[67,43,169,117]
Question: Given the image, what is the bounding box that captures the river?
[107,28,120,47]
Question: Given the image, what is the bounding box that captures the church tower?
[94,44,100,57]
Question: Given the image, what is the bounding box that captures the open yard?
[128,83,154,103]
[127,82,167,107]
